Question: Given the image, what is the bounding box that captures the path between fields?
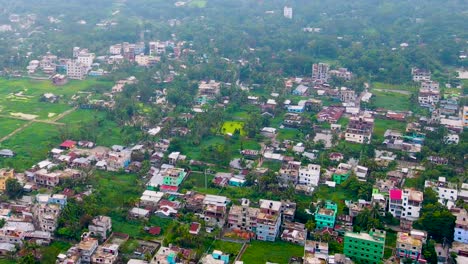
[235,243,249,262]
[0,107,77,143]
[372,88,412,95]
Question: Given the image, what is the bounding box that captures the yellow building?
[0,169,14,191]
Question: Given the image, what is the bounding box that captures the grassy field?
[211,240,243,257]
[241,241,304,264]
[221,121,246,136]
[0,122,62,170]
[0,77,111,120]
[0,117,28,138]
[372,90,411,111]
[41,241,72,264]
[373,118,407,142]
[189,0,207,8]
[313,185,356,215]
[372,82,418,92]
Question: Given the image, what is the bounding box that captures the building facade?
[315,201,338,229]
[344,229,386,264]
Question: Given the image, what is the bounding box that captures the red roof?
[390,189,402,200]
[60,140,76,148]
[189,222,200,234]
[148,226,161,235]
[160,185,178,192]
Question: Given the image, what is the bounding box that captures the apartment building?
[388,189,423,220]
[315,201,338,230]
[257,199,282,241]
[411,68,431,82]
[35,203,61,232]
[66,60,88,80]
[227,198,259,232]
[329,68,353,80]
[283,6,293,19]
[88,216,112,241]
[345,115,374,144]
[396,232,423,261]
[312,63,329,81]
[424,177,458,203]
[203,195,229,229]
[344,229,386,264]
[298,164,321,187]
[454,209,468,244]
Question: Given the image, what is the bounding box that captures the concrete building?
[344,229,386,264]
[66,60,88,80]
[329,68,353,80]
[283,6,293,19]
[88,216,112,241]
[454,209,468,244]
[203,195,229,229]
[411,68,431,82]
[345,114,374,144]
[424,177,458,204]
[333,163,352,184]
[227,198,259,232]
[312,63,329,81]
[298,164,321,187]
[388,189,423,220]
[257,199,282,241]
[463,106,468,128]
[315,201,338,230]
[0,169,14,191]
[396,232,423,261]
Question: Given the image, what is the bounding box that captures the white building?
[76,52,95,69]
[283,6,293,19]
[109,44,122,55]
[454,209,468,244]
[424,177,458,204]
[149,41,166,55]
[66,60,88,80]
[298,164,321,187]
[388,189,423,221]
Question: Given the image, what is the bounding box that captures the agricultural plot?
[221,121,246,136]
[372,89,411,111]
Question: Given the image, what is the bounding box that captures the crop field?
[372,89,411,111]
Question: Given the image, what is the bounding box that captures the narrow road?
[0,107,77,143]
[235,243,249,262]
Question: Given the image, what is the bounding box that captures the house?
[0,243,16,255]
[281,221,307,245]
[339,88,356,103]
[344,229,386,264]
[76,234,99,263]
[35,203,61,232]
[160,168,187,192]
[260,127,277,137]
[203,195,229,229]
[454,209,468,244]
[396,232,423,261]
[317,107,345,123]
[312,63,329,81]
[283,6,293,19]
[287,105,305,113]
[91,243,119,264]
[227,198,259,233]
[411,68,431,82]
[354,165,368,182]
[0,150,15,158]
[0,169,14,191]
[66,60,88,80]
[189,222,201,235]
[293,84,309,96]
[329,68,353,80]
[88,216,112,241]
[304,240,330,263]
[140,190,164,209]
[388,189,423,221]
[129,208,150,219]
[418,89,440,107]
[315,201,338,230]
[345,114,374,144]
[424,177,457,204]
[60,140,76,150]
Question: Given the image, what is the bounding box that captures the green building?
[162,168,187,187]
[314,201,338,229]
[344,229,386,264]
[332,163,352,184]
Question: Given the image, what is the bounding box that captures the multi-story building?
[0,169,14,191]
[329,68,353,80]
[454,209,468,244]
[149,41,166,55]
[424,177,458,203]
[281,221,307,245]
[418,89,440,107]
[227,198,259,232]
[279,161,300,186]
[396,232,423,261]
[388,189,423,220]
[203,195,229,229]
[339,88,356,103]
[315,201,338,230]
[462,106,468,128]
[312,63,329,82]
[257,199,282,241]
[66,60,88,80]
[76,51,95,69]
[344,229,386,264]
[88,216,112,241]
[421,80,439,91]
[34,169,60,187]
[332,163,352,184]
[161,168,187,188]
[411,68,431,82]
[35,203,61,232]
[298,164,321,187]
[91,243,119,264]
[283,6,293,19]
[77,234,99,264]
[109,44,122,55]
[345,114,374,144]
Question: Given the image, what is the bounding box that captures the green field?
[373,118,407,142]
[241,241,304,264]
[0,117,27,138]
[221,121,246,136]
[189,0,207,8]
[0,77,111,120]
[0,122,62,170]
[211,240,243,257]
[372,90,411,111]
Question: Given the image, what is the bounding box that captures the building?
[344,229,386,264]
[203,195,229,229]
[88,216,112,241]
[418,89,440,107]
[293,84,309,96]
[66,60,88,80]
[329,68,353,80]
[388,189,423,220]
[424,177,458,203]
[454,209,468,244]
[77,234,99,263]
[0,169,14,191]
[340,88,356,103]
[35,203,61,232]
[91,243,119,264]
[227,198,259,232]
[315,201,338,230]
[411,68,431,82]
[161,168,187,190]
[317,106,345,123]
[109,44,122,55]
[281,221,307,245]
[396,232,423,261]
[283,6,293,19]
[256,199,282,241]
[463,106,468,128]
[332,163,352,184]
[312,63,329,81]
[149,41,166,55]
[76,51,95,69]
[298,164,321,187]
[345,115,374,144]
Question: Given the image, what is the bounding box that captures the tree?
[414,203,456,242]
[5,178,23,199]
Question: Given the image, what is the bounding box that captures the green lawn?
[211,240,243,257]
[313,185,356,215]
[221,121,246,136]
[241,241,304,264]
[276,129,302,141]
[372,90,411,111]
[0,77,111,120]
[0,117,28,138]
[373,118,406,142]
[372,82,418,92]
[41,241,72,264]
[0,122,61,170]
